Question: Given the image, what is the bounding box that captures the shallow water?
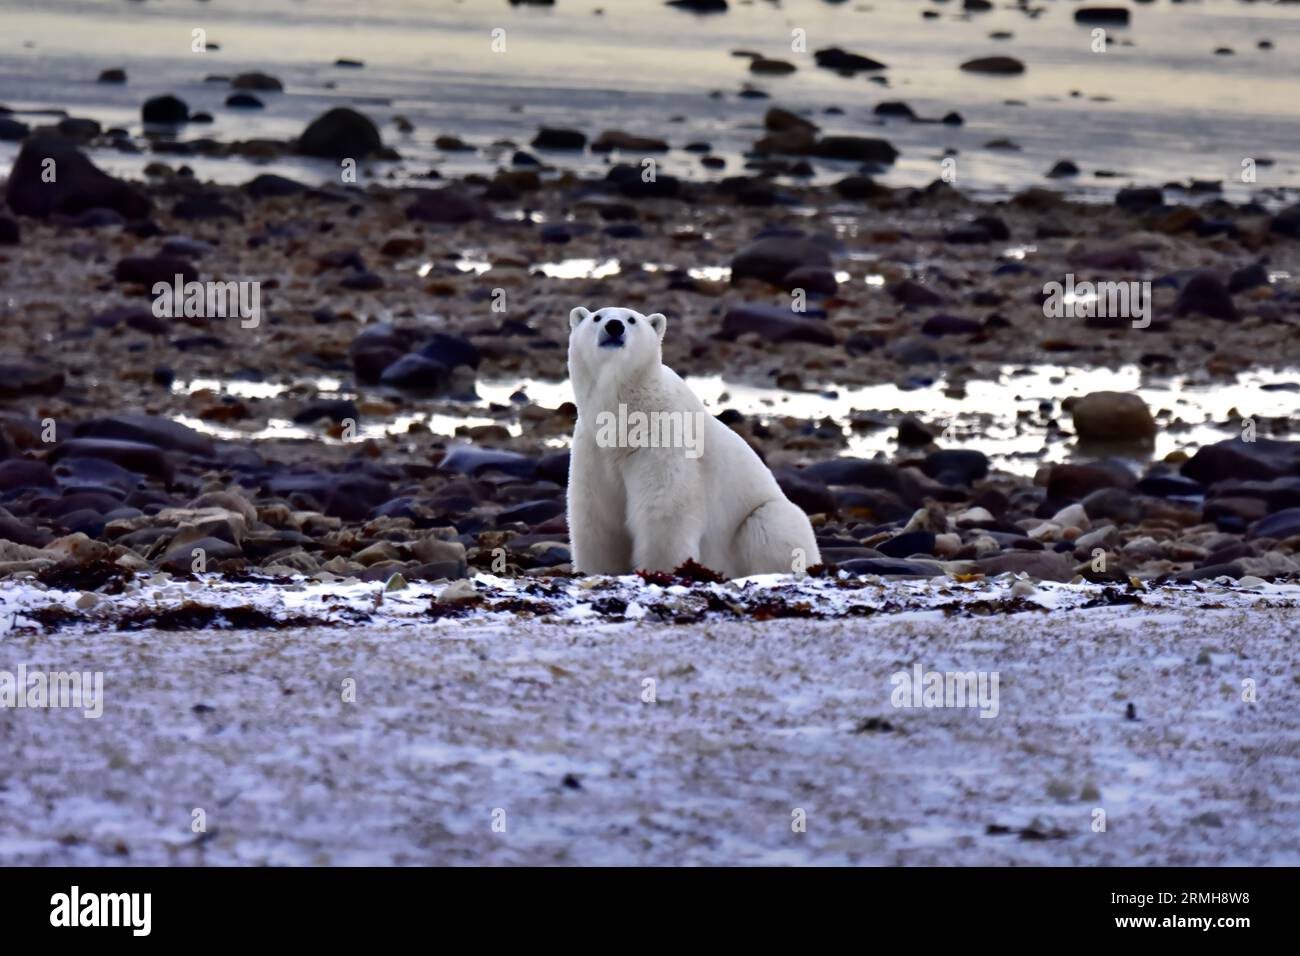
[170,360,1300,476]
[1,0,1298,202]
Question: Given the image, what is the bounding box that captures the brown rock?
[1069,392,1156,444]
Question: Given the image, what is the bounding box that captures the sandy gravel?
[1,594,1297,866]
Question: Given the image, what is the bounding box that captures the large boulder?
[1182,439,1300,484]
[756,126,816,155]
[296,107,383,159]
[811,136,898,164]
[419,332,480,370]
[719,304,836,346]
[605,164,680,199]
[813,48,886,73]
[243,173,307,199]
[756,108,819,153]
[405,187,489,224]
[804,458,902,492]
[666,0,729,12]
[74,414,215,457]
[730,235,832,289]
[5,138,151,220]
[378,354,453,393]
[531,127,586,150]
[889,278,945,307]
[1248,508,1300,542]
[266,473,393,522]
[1174,271,1237,321]
[0,117,32,140]
[350,323,413,383]
[960,56,1025,75]
[0,356,64,398]
[1047,462,1135,500]
[113,255,198,287]
[764,107,818,134]
[921,449,989,487]
[47,438,173,483]
[1270,203,1300,238]
[1074,7,1129,25]
[142,95,189,125]
[591,130,668,152]
[977,551,1074,582]
[1115,187,1163,212]
[771,468,835,515]
[231,71,283,91]
[439,446,538,479]
[1069,391,1156,443]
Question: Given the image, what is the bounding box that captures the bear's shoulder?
[636,363,701,409]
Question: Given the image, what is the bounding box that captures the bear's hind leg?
[730,499,821,577]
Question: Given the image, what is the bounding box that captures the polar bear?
[566,305,821,578]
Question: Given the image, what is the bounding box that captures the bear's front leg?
[568,440,633,574]
[622,455,704,573]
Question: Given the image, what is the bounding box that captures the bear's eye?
[628,317,636,324]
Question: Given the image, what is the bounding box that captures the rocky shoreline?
[2,128,1300,602]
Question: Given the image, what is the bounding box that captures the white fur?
[566,305,821,578]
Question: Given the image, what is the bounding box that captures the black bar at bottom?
[0,866,1281,942]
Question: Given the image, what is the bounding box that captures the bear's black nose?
[604,319,625,339]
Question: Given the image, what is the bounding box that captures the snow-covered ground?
[1,573,1297,865]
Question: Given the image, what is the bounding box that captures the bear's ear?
[569,306,591,330]
[647,312,667,340]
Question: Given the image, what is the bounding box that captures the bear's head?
[567,306,666,387]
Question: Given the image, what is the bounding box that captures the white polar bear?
[566,305,821,578]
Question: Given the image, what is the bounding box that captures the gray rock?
[75,414,214,457]
[0,357,64,398]
[921,449,989,487]
[439,446,537,478]
[378,354,453,393]
[405,188,489,224]
[838,557,942,577]
[977,551,1074,582]
[1247,508,1300,541]
[720,304,836,346]
[1183,439,1300,484]
[1175,272,1237,321]
[161,535,243,572]
[1081,487,1141,524]
[48,439,173,483]
[730,236,832,288]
